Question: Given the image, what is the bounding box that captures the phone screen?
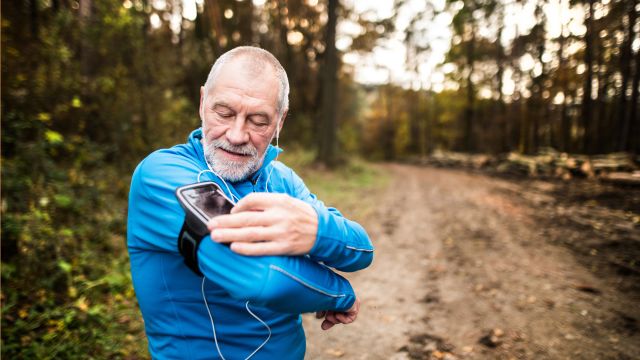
[179,184,234,222]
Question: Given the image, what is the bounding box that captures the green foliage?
[1,137,147,358]
[0,1,170,358]
[1,0,391,357]
[2,256,146,359]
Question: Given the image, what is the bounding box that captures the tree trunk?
[409,90,421,154]
[317,0,338,166]
[422,90,430,156]
[425,89,436,155]
[277,1,290,64]
[238,0,254,43]
[626,41,640,153]
[596,39,610,152]
[558,24,571,152]
[204,0,224,55]
[519,96,530,153]
[531,4,546,153]
[517,68,530,153]
[464,25,475,152]
[277,2,295,104]
[384,85,395,160]
[619,1,636,151]
[495,18,508,152]
[560,97,570,151]
[581,0,595,153]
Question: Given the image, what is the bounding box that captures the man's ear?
[277,109,287,137]
[199,86,205,119]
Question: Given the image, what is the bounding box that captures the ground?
[303,164,640,360]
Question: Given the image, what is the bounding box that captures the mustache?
[210,138,258,157]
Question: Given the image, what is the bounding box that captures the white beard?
[202,137,264,182]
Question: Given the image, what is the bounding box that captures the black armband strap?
[178,220,208,277]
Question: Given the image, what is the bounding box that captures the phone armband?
[175,182,235,276]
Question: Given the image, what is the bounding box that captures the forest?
[2,0,638,358]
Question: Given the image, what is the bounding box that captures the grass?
[279,149,390,223]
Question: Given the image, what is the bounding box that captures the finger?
[321,319,336,330]
[232,193,286,213]
[229,240,290,256]
[335,312,356,324]
[325,312,339,324]
[208,211,275,230]
[315,311,327,319]
[211,226,277,243]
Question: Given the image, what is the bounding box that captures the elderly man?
[127,46,373,359]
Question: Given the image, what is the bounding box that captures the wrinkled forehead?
[208,55,280,95]
[234,54,273,78]
[205,56,280,108]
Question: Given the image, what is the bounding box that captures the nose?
[225,116,250,145]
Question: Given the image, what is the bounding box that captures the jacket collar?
[188,128,282,184]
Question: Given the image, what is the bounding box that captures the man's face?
[199,58,285,182]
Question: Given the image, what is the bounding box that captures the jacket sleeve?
[197,239,355,313]
[287,168,374,272]
[129,153,356,313]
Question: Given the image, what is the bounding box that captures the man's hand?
[207,193,318,256]
[315,297,360,330]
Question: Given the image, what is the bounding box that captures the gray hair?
[203,46,290,117]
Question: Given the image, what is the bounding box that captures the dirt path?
[303,164,640,360]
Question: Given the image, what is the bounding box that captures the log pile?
[413,149,640,186]
[600,171,640,186]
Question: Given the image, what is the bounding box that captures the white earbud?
[265,118,282,192]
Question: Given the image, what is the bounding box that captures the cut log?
[599,171,640,187]
[421,150,638,181]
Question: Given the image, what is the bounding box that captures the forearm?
[198,237,356,313]
[288,168,375,271]
[307,204,374,271]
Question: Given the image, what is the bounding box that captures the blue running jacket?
[127,128,374,359]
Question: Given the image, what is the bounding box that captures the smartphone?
[175,182,235,235]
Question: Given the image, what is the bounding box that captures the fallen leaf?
[325,348,345,357]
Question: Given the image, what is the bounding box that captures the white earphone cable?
[199,165,239,203]
[243,301,272,358]
[199,144,278,359]
[201,278,272,360]
[201,277,228,360]
[265,124,281,193]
